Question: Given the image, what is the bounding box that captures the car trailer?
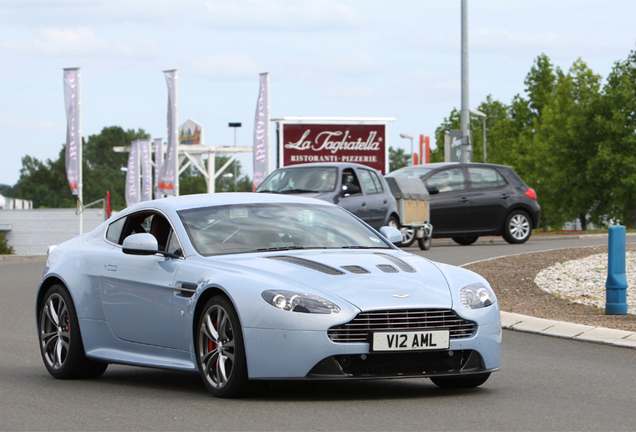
[385,177,433,250]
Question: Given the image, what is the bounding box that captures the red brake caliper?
[208,320,218,371]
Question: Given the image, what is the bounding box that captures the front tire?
[502,210,531,244]
[430,372,491,389]
[196,295,248,398]
[38,284,108,379]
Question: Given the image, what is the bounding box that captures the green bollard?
[605,225,627,315]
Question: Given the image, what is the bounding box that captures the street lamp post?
[470,109,487,163]
[399,133,414,166]
[228,122,242,191]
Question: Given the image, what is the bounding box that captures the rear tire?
[400,228,416,247]
[502,210,531,244]
[452,236,479,246]
[38,284,108,379]
[430,372,491,389]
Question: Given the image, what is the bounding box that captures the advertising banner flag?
[153,138,164,199]
[125,140,140,207]
[157,70,178,195]
[252,72,269,190]
[63,68,81,195]
[139,139,152,202]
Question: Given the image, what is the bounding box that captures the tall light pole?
[470,109,487,163]
[460,0,471,163]
[399,133,414,166]
[229,122,241,191]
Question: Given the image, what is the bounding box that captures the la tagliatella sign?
[280,123,388,173]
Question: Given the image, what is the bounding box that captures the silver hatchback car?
[255,163,400,231]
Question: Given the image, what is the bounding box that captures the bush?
[0,233,14,255]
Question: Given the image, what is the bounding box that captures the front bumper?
[242,320,501,379]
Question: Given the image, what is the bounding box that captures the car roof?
[121,192,335,214]
[275,162,381,171]
[389,162,512,173]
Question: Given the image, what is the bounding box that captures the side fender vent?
[266,255,345,275]
[375,253,416,273]
[341,265,370,274]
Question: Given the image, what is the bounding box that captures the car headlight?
[460,283,496,309]
[261,290,340,314]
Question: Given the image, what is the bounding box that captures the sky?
[1,0,635,187]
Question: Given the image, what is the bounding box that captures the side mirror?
[122,233,159,256]
[427,186,439,195]
[379,226,403,244]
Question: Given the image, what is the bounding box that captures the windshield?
[178,203,391,256]
[386,167,434,179]
[256,167,338,193]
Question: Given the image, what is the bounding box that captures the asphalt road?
[2,236,635,431]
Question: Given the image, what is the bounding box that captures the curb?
[0,254,47,261]
[501,311,636,349]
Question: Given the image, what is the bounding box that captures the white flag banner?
[157,70,178,195]
[139,139,152,202]
[125,140,140,207]
[153,138,164,199]
[252,72,269,190]
[63,68,81,195]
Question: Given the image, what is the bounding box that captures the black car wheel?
[196,295,248,398]
[38,284,108,379]
[430,372,491,389]
[502,210,531,244]
[452,236,479,246]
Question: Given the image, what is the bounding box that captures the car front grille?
[328,309,475,343]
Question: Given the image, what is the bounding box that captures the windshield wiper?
[255,245,305,252]
[340,245,375,249]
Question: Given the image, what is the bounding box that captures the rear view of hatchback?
[385,163,540,245]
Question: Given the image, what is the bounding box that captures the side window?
[468,167,506,189]
[425,168,466,193]
[358,169,379,194]
[166,231,183,257]
[106,217,126,244]
[370,171,384,193]
[341,169,362,196]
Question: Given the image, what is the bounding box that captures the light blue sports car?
[37,193,501,397]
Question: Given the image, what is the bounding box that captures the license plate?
[372,330,450,351]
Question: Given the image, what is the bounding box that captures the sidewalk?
[501,311,636,349]
[432,231,636,246]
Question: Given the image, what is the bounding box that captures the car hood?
[213,250,452,311]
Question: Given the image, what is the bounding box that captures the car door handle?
[383,200,388,204]
[501,194,509,199]
[105,265,117,272]
[460,197,469,203]
[362,202,367,207]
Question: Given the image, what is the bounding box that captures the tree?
[389,146,411,172]
[15,127,149,209]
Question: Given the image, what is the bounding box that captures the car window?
[358,169,380,194]
[425,168,466,193]
[166,231,183,256]
[468,167,506,189]
[256,167,338,193]
[341,169,362,196]
[386,167,434,179]
[106,217,126,244]
[178,203,391,256]
[369,170,384,193]
[113,212,174,252]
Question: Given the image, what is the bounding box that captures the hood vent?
[266,255,345,275]
[375,253,416,273]
[341,265,370,274]
[377,264,398,273]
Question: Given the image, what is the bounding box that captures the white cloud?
[0,27,158,59]
[182,53,260,80]
[0,118,64,134]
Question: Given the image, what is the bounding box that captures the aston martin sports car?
[36,193,501,398]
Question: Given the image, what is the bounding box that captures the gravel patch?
[535,252,636,315]
[464,244,636,332]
